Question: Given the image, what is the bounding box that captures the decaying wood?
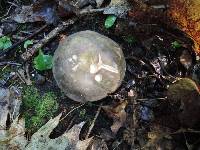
[21,18,77,61]
[130,0,200,54]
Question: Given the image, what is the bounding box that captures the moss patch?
[22,86,58,133]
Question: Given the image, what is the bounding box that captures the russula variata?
[53,30,126,102]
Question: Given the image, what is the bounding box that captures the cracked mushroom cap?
[53,30,126,102]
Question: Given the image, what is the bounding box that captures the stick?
[0,24,48,58]
[21,18,77,61]
[60,103,85,121]
[85,103,102,139]
[0,61,21,66]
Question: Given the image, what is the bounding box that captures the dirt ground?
[1,0,200,149]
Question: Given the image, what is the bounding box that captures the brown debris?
[168,0,200,54]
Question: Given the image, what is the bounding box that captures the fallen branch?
[0,24,48,58]
[21,18,77,61]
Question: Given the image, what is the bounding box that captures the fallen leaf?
[77,0,97,9]
[168,0,200,54]
[0,86,21,128]
[24,40,33,49]
[90,138,108,150]
[27,114,92,150]
[0,113,93,150]
[33,49,53,71]
[0,86,25,150]
[12,3,59,25]
[0,36,12,50]
[0,117,27,150]
[12,6,42,23]
[171,41,181,49]
[102,100,128,134]
[103,0,130,18]
[32,0,59,25]
[104,15,117,29]
[143,131,173,149]
[179,50,193,69]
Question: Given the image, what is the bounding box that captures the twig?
[0,61,21,66]
[85,103,102,139]
[16,64,32,85]
[0,5,14,19]
[21,18,77,61]
[0,24,48,58]
[7,1,19,7]
[171,128,200,135]
[136,97,167,101]
[79,8,104,15]
[25,63,32,85]
[60,103,85,121]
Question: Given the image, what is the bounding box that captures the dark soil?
[1,0,200,149]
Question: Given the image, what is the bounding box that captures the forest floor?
[0,0,200,149]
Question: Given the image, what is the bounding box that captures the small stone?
[167,78,200,128]
[53,30,126,102]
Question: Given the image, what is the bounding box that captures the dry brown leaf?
[26,114,93,150]
[129,0,200,54]
[103,0,130,18]
[102,100,128,134]
[179,50,193,69]
[142,131,173,149]
[168,0,200,54]
[0,113,92,150]
[12,6,43,23]
[89,138,108,150]
[0,117,27,150]
[0,87,21,128]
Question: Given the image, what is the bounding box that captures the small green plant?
[172,41,181,49]
[24,40,33,49]
[0,36,12,50]
[33,49,53,71]
[22,86,58,133]
[79,109,86,118]
[105,15,117,29]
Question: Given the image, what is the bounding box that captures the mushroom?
[53,30,126,102]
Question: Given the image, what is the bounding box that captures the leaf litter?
[0,0,200,149]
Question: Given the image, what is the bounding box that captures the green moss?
[167,78,200,104]
[168,78,199,94]
[36,92,58,118]
[22,86,39,109]
[22,86,58,133]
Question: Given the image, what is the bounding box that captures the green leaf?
[24,40,33,49]
[105,15,117,29]
[172,41,181,49]
[33,49,53,71]
[0,36,12,50]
